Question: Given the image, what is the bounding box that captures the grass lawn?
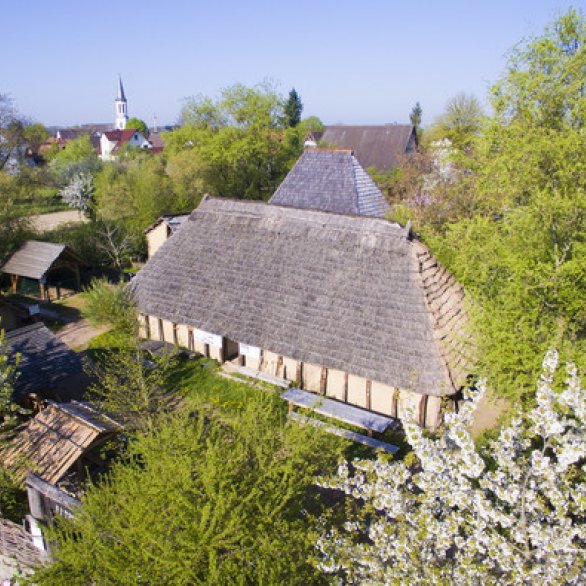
[86,330,409,461]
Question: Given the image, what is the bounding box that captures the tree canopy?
[284,88,303,127]
[32,397,343,585]
[125,117,149,137]
[318,351,586,585]
[164,82,305,200]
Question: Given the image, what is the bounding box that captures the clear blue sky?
[2,0,582,127]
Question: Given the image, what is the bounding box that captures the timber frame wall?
[138,314,447,430]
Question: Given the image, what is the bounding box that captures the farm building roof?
[269,149,389,217]
[1,401,121,484]
[3,323,85,398]
[132,198,470,396]
[319,124,416,171]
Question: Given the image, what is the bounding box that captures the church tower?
[114,76,128,130]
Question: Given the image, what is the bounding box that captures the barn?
[132,197,470,429]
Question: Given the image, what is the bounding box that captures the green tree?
[94,156,174,244]
[23,122,49,155]
[409,101,423,134]
[82,278,137,336]
[50,135,100,184]
[125,117,149,137]
[32,398,343,585]
[427,92,483,152]
[165,82,304,200]
[284,87,303,127]
[426,9,586,400]
[0,326,19,426]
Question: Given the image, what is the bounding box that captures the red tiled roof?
[103,129,138,143]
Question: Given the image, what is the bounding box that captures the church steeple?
[114,76,128,130]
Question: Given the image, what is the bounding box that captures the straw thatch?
[319,124,416,171]
[132,198,470,396]
[269,149,389,217]
[1,401,121,484]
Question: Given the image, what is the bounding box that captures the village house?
[269,148,389,217]
[132,197,470,430]
[99,128,151,161]
[309,124,417,172]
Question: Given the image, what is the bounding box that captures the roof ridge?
[199,197,403,230]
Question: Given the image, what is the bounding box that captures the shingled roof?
[0,241,86,281]
[2,401,121,484]
[132,198,470,396]
[320,124,416,171]
[269,149,389,217]
[3,323,85,398]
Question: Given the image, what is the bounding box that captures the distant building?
[99,128,151,161]
[311,124,417,172]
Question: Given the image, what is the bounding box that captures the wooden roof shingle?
[132,198,470,396]
[269,149,389,217]
[1,402,121,484]
[3,323,85,398]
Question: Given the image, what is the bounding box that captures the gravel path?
[27,210,88,232]
[56,319,108,351]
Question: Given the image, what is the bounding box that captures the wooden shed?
[131,198,472,430]
[1,401,121,486]
[1,240,88,300]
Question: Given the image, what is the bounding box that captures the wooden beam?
[319,367,328,396]
[366,380,372,411]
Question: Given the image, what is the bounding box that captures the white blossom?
[316,354,586,585]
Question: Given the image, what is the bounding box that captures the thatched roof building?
[132,198,470,428]
[3,323,88,402]
[318,124,417,171]
[269,149,389,217]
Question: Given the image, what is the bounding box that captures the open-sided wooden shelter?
[1,240,88,300]
[132,198,471,430]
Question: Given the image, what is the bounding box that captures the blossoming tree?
[317,351,586,585]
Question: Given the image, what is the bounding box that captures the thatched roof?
[0,240,87,281]
[269,149,389,217]
[1,401,121,484]
[3,323,85,399]
[320,124,416,171]
[132,198,470,396]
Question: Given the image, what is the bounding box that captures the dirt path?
[27,210,88,232]
[56,319,109,351]
[471,389,509,437]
